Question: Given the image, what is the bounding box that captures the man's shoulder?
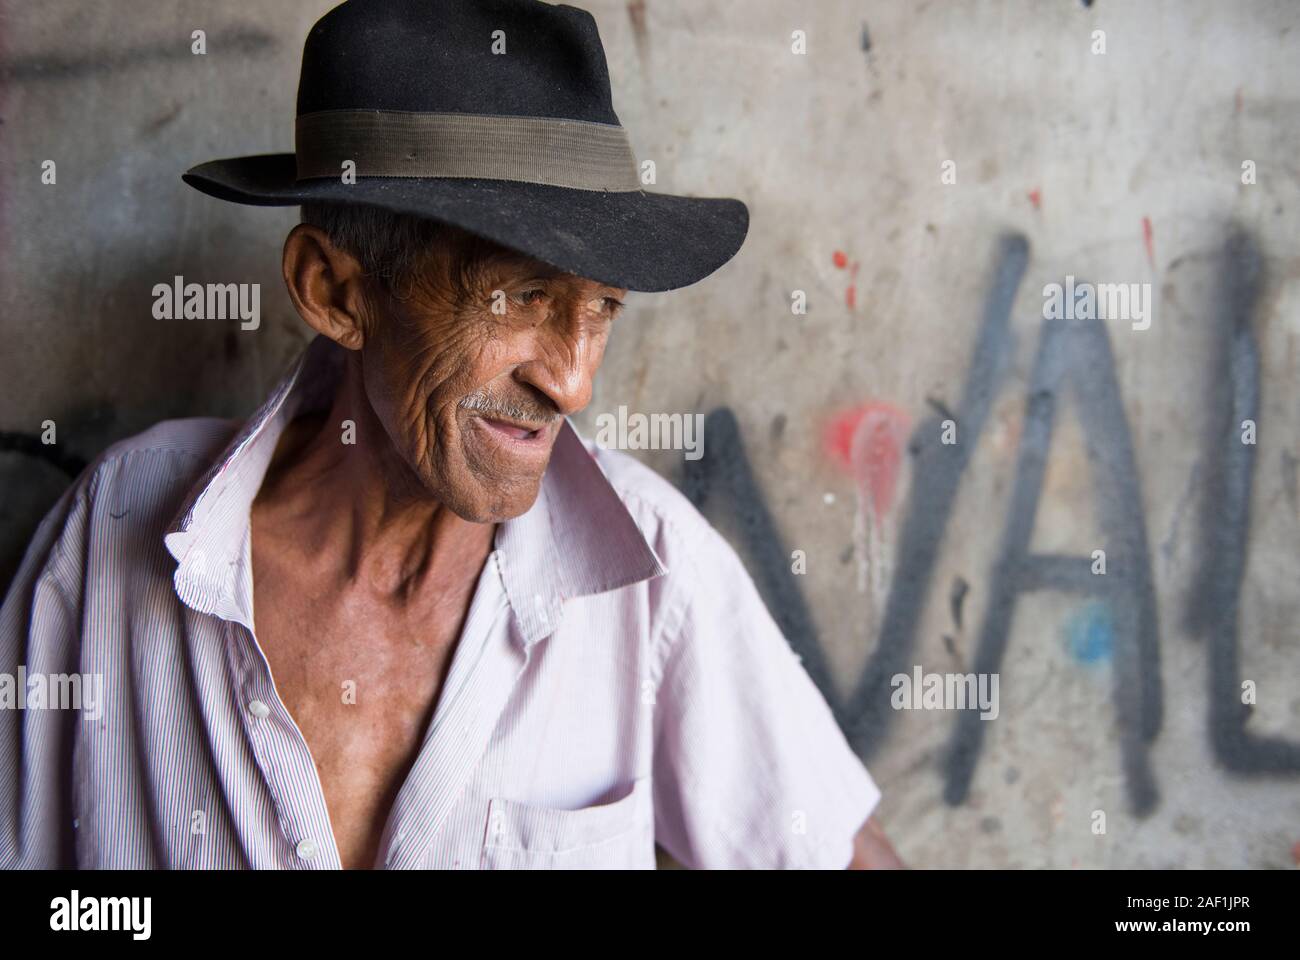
[73,416,239,517]
[95,416,239,468]
[6,416,241,600]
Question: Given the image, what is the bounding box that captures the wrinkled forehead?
[432,227,552,279]
[446,230,622,291]
[480,245,564,278]
[386,234,625,323]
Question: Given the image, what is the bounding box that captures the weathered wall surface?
[1,1,1297,868]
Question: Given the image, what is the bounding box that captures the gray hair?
[298,202,492,296]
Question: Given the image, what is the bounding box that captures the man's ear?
[282,223,373,350]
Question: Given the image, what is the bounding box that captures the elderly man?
[0,0,899,870]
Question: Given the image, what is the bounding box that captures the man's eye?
[513,289,547,306]
[603,297,625,315]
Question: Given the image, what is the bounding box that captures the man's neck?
[252,350,496,604]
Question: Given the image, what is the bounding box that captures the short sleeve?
[649,527,881,869]
[0,477,88,869]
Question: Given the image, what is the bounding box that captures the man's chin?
[441,476,545,524]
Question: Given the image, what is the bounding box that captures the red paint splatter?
[825,411,861,467]
[1142,216,1155,269]
[832,250,860,310]
[626,1,648,46]
[824,402,910,524]
[1028,188,1041,210]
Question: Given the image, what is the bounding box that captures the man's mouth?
[479,416,546,442]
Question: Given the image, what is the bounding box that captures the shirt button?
[296,838,319,861]
[248,699,271,719]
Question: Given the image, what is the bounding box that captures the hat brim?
[182,154,748,293]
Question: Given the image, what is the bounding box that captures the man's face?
[359,238,626,523]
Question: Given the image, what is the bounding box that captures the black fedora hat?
[182,0,749,293]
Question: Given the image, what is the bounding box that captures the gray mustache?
[459,390,559,424]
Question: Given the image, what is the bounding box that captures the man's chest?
[75,555,664,868]
[249,562,472,868]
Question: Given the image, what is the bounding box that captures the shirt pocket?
[480,777,656,869]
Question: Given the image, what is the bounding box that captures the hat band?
[294,109,642,192]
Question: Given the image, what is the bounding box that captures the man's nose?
[512,302,601,416]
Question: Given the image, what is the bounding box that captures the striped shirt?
[0,334,880,869]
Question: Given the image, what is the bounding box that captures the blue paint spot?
[1063,600,1114,664]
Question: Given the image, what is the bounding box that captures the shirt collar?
[164,334,666,643]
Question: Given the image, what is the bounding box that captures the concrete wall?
[2,0,1297,868]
